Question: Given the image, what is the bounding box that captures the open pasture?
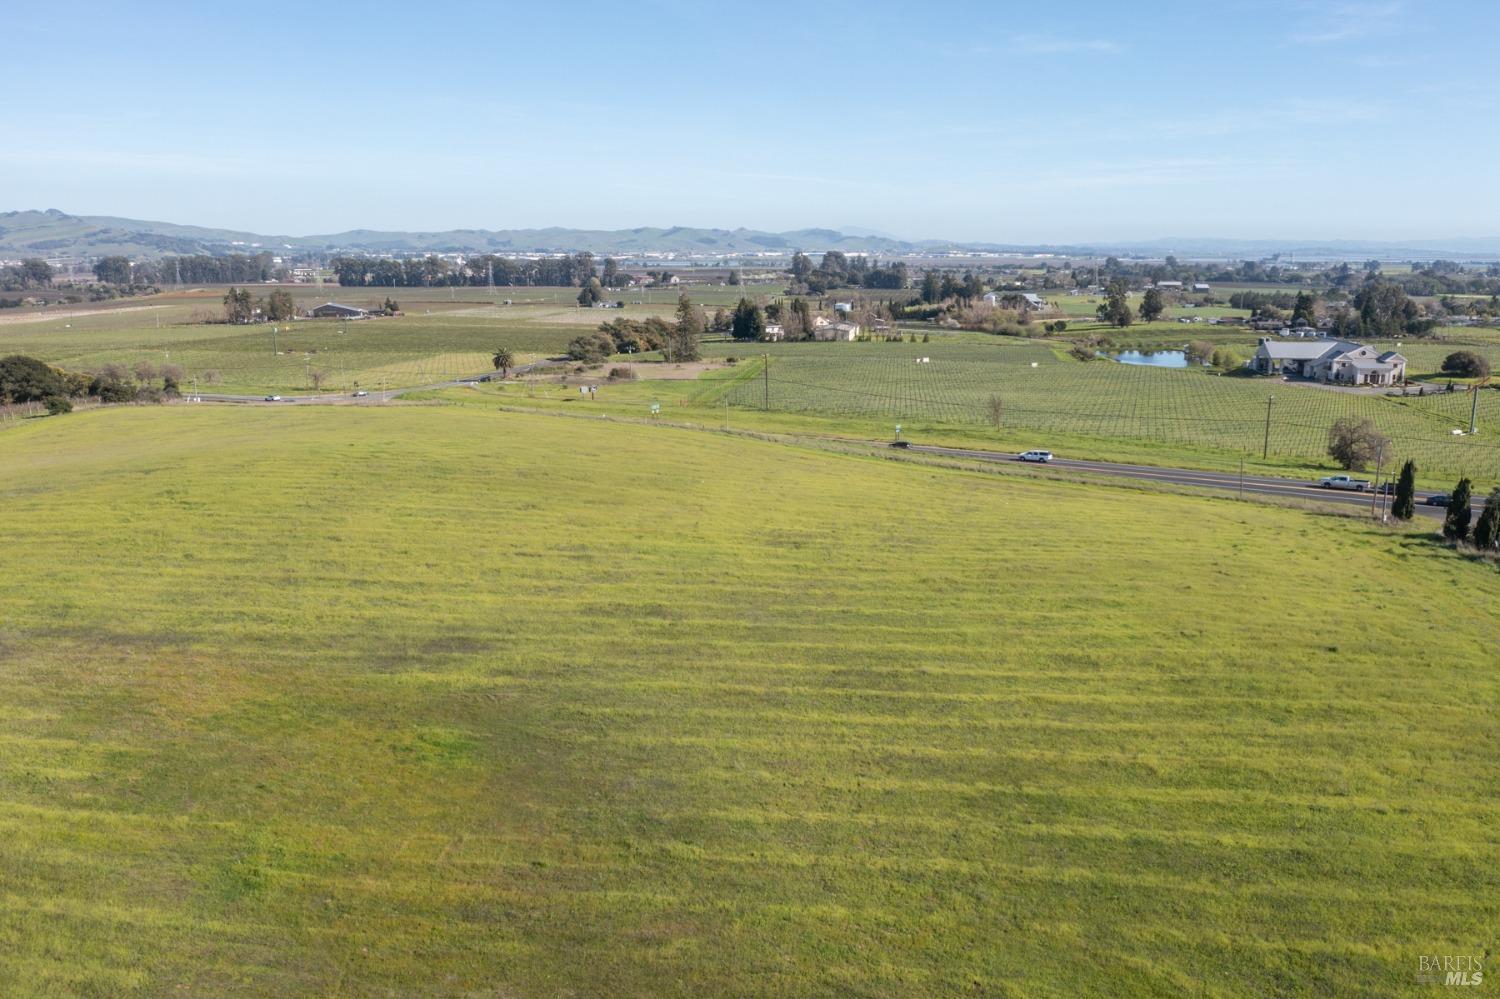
[0,404,1495,995]
[0,283,769,393]
[0,288,591,393]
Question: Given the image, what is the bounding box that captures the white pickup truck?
[1318,474,1371,491]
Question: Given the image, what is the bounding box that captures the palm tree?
[492,347,515,378]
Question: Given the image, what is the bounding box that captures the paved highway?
[902,443,1479,521]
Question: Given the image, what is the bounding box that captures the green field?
[5,285,1500,482]
[0,284,687,391]
[1,404,1496,994]
[0,282,791,395]
[693,340,1500,480]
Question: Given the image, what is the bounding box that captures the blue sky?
[3,0,1496,242]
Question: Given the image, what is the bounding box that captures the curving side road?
[192,359,563,405]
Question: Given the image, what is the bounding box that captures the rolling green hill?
[0,404,1495,995]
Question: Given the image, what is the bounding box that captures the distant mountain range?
[0,210,944,259]
[4,208,1500,261]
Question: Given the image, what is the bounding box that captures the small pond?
[1105,349,1191,368]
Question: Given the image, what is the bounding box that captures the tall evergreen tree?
[1391,460,1416,521]
[790,298,814,341]
[1097,280,1134,327]
[1443,477,1473,542]
[1472,487,1500,552]
[577,278,603,307]
[1291,291,1318,327]
[667,294,703,362]
[921,270,942,304]
[730,298,764,341]
[1139,288,1165,322]
[789,252,813,282]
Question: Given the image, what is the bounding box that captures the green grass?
[1,404,1497,995]
[679,340,1500,481]
[0,283,780,395]
[0,290,584,394]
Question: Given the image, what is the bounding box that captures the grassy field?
[4,284,1499,481]
[0,283,776,395]
[1,404,1496,995]
[0,287,587,394]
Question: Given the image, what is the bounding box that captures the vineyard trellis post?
[1262,395,1274,459]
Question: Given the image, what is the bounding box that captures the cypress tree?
[1391,460,1416,521]
[1443,477,1473,542]
[1472,488,1500,552]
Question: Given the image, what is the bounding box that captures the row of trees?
[222,287,296,324]
[574,292,831,360]
[155,253,277,285]
[331,252,599,288]
[572,295,705,363]
[90,253,279,287]
[789,251,907,293]
[1385,460,1500,552]
[1329,281,1438,339]
[0,258,54,290]
[0,354,187,411]
[919,270,984,305]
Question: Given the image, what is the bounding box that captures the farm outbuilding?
[310,302,369,319]
[814,321,861,341]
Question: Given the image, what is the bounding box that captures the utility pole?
[1469,384,1481,435]
[1262,395,1275,459]
[762,353,770,411]
[1371,441,1384,518]
[1239,452,1245,500]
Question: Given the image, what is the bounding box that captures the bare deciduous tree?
[1327,417,1391,471]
